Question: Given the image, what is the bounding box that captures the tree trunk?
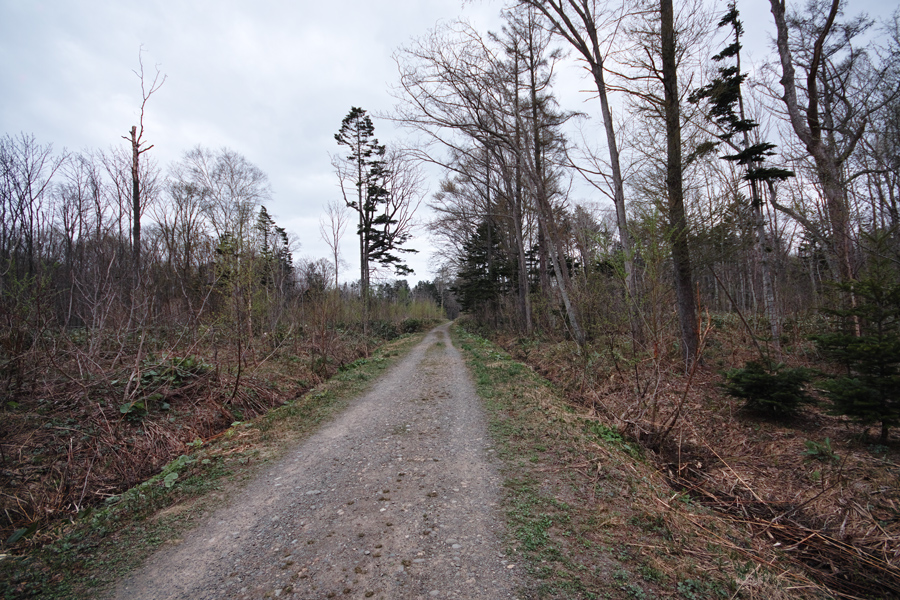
[521,0,640,341]
[356,132,369,303]
[661,0,699,367]
[586,43,641,344]
[537,202,585,345]
[358,208,366,298]
[528,45,584,345]
[753,191,782,355]
[726,11,782,356]
[512,68,534,335]
[512,157,533,334]
[769,0,853,283]
[128,126,141,287]
[538,220,551,293]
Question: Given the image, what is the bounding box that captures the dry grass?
[456,323,814,599]
[0,324,420,550]
[481,314,900,599]
[0,329,430,600]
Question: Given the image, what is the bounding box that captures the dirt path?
[112,323,523,600]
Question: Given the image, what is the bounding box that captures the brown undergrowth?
[456,324,801,599]
[475,314,900,599]
[0,323,429,552]
[1,328,429,599]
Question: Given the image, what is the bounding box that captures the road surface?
[113,323,522,600]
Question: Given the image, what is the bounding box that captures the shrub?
[813,235,900,443]
[722,360,812,416]
[400,317,423,334]
[368,320,399,340]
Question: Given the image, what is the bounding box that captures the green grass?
[0,332,426,600]
[453,324,742,600]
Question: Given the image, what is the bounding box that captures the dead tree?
[122,47,165,289]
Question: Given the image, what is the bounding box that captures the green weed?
[802,438,839,463]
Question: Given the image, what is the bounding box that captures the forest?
[0,117,443,559]
[2,0,900,597]
[397,0,900,595]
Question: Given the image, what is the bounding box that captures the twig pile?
[493,330,900,600]
[668,469,900,599]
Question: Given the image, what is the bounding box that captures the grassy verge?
[0,332,426,600]
[453,325,808,600]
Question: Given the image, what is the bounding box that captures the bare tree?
[172,146,271,251]
[660,0,700,366]
[122,46,165,287]
[428,153,496,270]
[169,146,273,361]
[604,0,713,363]
[0,134,65,386]
[517,0,640,315]
[319,198,350,287]
[0,133,65,278]
[375,147,423,278]
[152,176,213,325]
[768,0,898,282]
[393,17,584,341]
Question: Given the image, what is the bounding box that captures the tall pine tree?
[690,2,793,353]
[334,107,414,299]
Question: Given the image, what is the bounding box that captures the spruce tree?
[335,107,383,298]
[688,3,794,183]
[814,237,900,442]
[690,2,793,354]
[334,107,414,299]
[452,220,513,316]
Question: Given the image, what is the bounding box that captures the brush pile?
[492,322,900,599]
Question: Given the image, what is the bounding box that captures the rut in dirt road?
[113,323,523,600]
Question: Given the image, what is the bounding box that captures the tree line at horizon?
[0,117,446,409]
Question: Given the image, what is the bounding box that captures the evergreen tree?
[722,360,812,417]
[453,220,514,316]
[255,206,292,290]
[690,1,794,352]
[689,3,794,183]
[334,107,414,299]
[814,236,900,442]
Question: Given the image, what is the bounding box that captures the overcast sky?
[0,0,894,283]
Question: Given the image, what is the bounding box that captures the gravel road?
[113,323,523,600]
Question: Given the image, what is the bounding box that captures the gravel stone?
[111,323,521,599]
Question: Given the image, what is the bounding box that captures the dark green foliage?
[802,438,839,462]
[400,318,423,334]
[722,360,812,416]
[117,355,211,419]
[813,244,900,442]
[367,320,400,340]
[688,2,793,186]
[452,219,515,314]
[142,355,211,389]
[334,107,415,290]
[255,206,293,288]
[373,279,410,303]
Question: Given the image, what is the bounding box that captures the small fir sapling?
[813,236,900,443]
